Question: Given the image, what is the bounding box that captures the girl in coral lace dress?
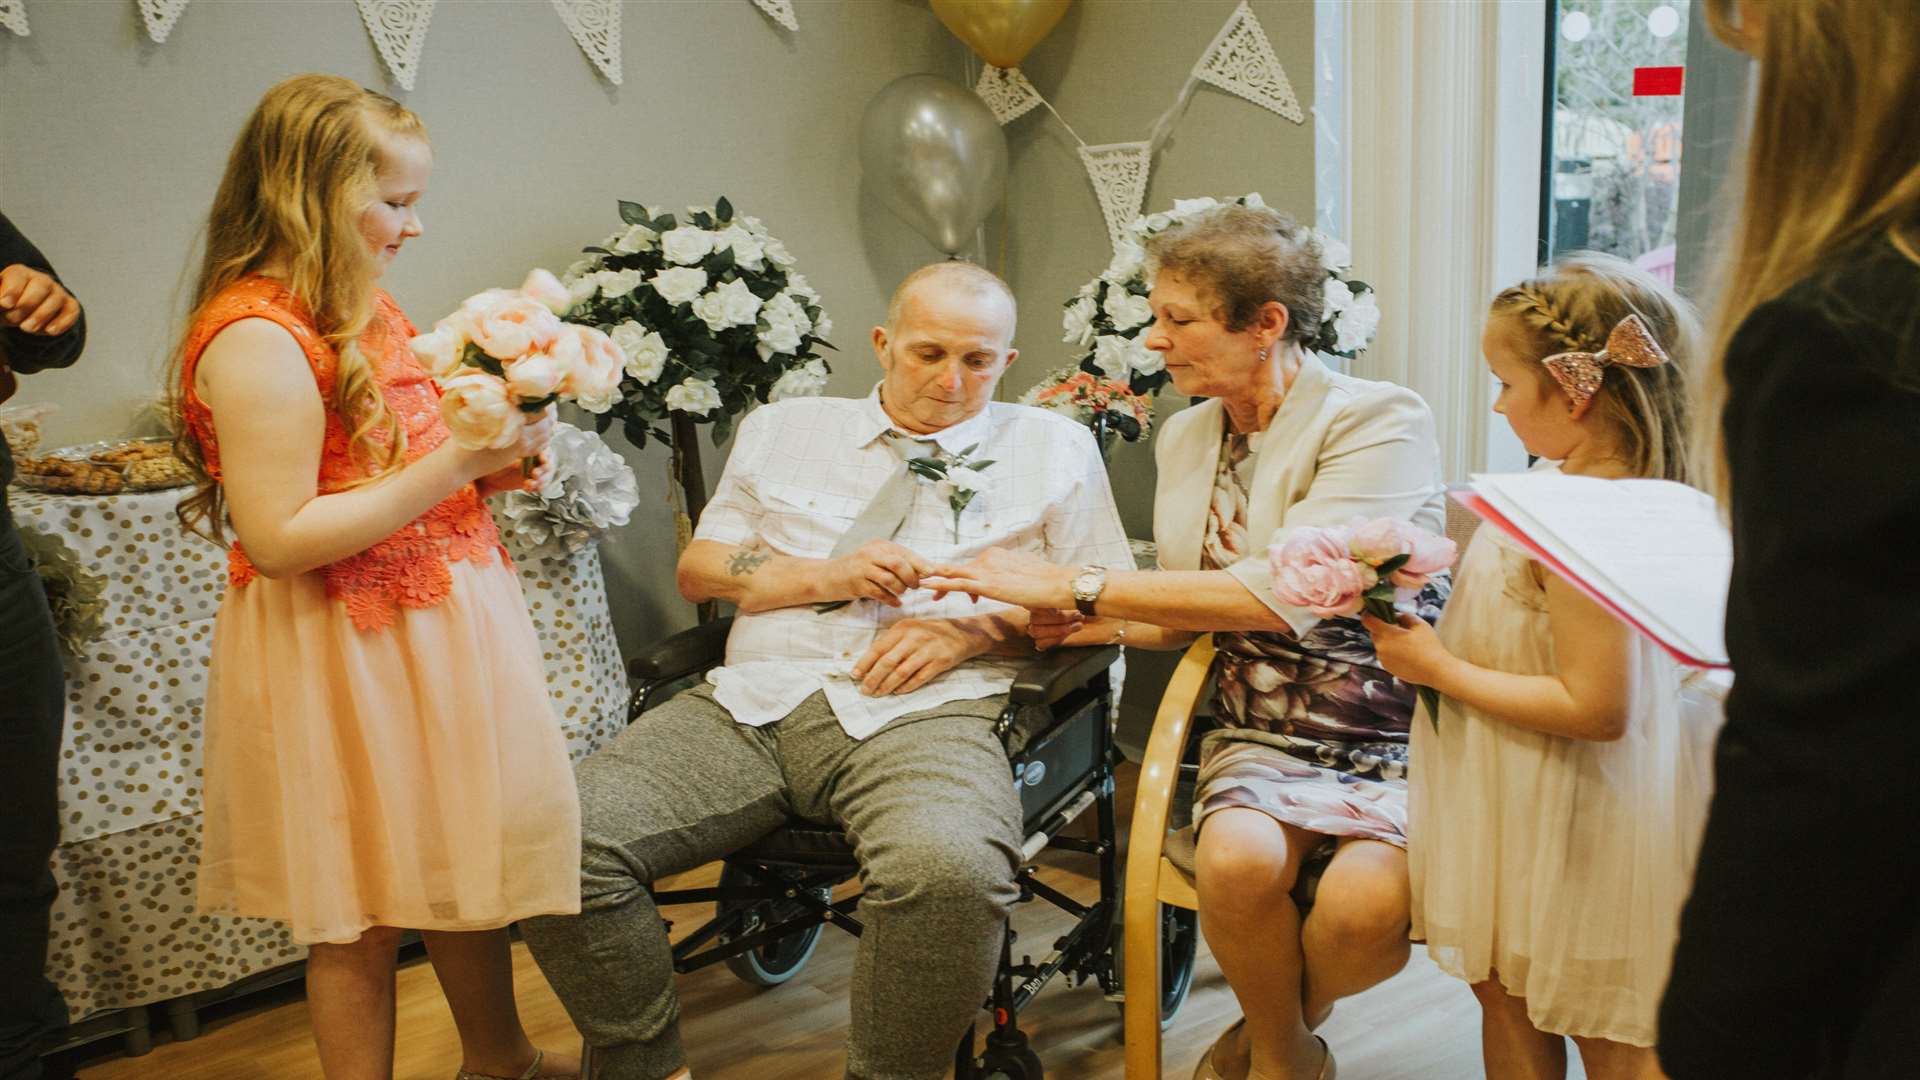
[169,75,581,1080]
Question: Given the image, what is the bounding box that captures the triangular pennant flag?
[752,0,797,33]
[356,0,434,92]
[975,66,1043,126]
[550,0,621,85]
[1,0,28,37]
[1193,0,1304,124]
[1078,141,1154,252]
[137,0,189,43]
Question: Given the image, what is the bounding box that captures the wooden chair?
[1121,633,1216,1080]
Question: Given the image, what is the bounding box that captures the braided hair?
[1489,252,1702,484]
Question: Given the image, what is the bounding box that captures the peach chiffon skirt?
[195,556,582,945]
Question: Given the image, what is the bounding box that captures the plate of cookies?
[12,438,196,494]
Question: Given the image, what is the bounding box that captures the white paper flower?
[1171,196,1220,219]
[785,273,820,304]
[566,275,600,307]
[610,321,669,384]
[649,267,708,307]
[562,258,596,281]
[715,225,766,271]
[594,267,646,299]
[693,278,765,333]
[740,214,771,237]
[761,291,813,336]
[769,359,829,401]
[1323,276,1354,314]
[812,310,833,340]
[1319,235,1353,272]
[612,223,659,254]
[1062,296,1098,348]
[1102,290,1153,331]
[757,320,804,361]
[1102,240,1147,284]
[665,376,722,416]
[1144,212,1173,232]
[492,421,640,562]
[1093,334,1161,380]
[1242,192,1267,209]
[763,236,797,269]
[661,226,717,265]
[947,464,988,493]
[1334,290,1381,354]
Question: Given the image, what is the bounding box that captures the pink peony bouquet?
[1269,516,1457,622]
[410,269,625,460]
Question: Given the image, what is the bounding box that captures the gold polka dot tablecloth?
[11,489,630,1021]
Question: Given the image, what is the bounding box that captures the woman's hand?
[924,547,1076,609]
[1361,612,1455,686]
[1026,608,1085,651]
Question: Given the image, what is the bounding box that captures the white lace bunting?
[137,0,189,43]
[975,66,1044,126]
[751,0,798,33]
[1193,0,1304,124]
[551,0,621,85]
[1078,141,1154,252]
[356,0,435,92]
[1,0,28,37]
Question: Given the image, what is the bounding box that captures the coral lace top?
[179,275,506,631]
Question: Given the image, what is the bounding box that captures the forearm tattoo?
[726,547,771,576]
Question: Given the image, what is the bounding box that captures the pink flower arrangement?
[411,269,625,455]
[1269,517,1457,620]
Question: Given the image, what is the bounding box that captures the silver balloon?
[859,73,1009,255]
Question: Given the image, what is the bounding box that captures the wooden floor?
[78,765,1587,1080]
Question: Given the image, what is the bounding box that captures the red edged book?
[1455,472,1731,669]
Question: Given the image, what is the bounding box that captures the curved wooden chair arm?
[1122,634,1216,1080]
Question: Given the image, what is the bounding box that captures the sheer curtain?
[1331,0,1546,479]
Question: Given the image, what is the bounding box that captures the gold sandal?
[455,1048,579,1080]
[1192,1018,1245,1080]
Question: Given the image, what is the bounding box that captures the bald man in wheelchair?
[522,262,1134,1080]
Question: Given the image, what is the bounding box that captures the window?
[1540,0,1691,284]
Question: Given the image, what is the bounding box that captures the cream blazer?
[1151,352,1447,634]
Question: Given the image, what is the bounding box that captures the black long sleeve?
[1720,235,1920,768]
[0,209,86,376]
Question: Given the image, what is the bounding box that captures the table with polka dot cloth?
[9,488,628,1022]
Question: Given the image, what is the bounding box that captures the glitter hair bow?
[1541,313,1669,418]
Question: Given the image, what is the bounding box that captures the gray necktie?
[829,431,934,557]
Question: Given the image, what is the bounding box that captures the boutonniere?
[906,443,995,542]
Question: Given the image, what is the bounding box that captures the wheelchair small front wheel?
[715,864,827,988]
[1108,898,1199,1028]
[978,1045,1044,1080]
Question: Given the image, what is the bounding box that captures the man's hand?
[1027,608,1084,651]
[0,265,80,337]
[852,618,988,695]
[830,539,935,608]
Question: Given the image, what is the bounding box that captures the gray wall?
[1,0,1313,660]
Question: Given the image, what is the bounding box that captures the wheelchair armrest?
[626,617,736,686]
[1008,644,1122,707]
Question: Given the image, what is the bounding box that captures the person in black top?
[1658,3,1920,1078]
[0,210,84,1080]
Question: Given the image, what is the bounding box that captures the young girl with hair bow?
[1366,253,1709,1080]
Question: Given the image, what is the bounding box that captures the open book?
[1454,472,1732,669]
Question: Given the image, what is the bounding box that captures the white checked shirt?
[694,387,1135,739]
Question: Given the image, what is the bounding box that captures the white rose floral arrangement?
[490,421,642,563]
[560,197,835,449]
[1060,193,1381,404]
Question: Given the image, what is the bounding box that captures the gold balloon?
[930,0,1074,70]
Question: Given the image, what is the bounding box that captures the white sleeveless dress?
[1408,502,1720,1045]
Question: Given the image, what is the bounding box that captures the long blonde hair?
[1696,0,1920,502]
[1491,253,1702,484]
[170,73,428,541]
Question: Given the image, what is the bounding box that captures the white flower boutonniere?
[905,443,996,542]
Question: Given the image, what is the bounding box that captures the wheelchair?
[624,617,1200,1079]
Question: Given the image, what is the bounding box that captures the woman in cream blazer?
[929,205,1445,1080]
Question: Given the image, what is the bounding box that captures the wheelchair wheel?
[1108,898,1199,1028]
[715,864,826,988]
[978,1044,1044,1080]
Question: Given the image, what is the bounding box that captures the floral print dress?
[1194,431,1446,848]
